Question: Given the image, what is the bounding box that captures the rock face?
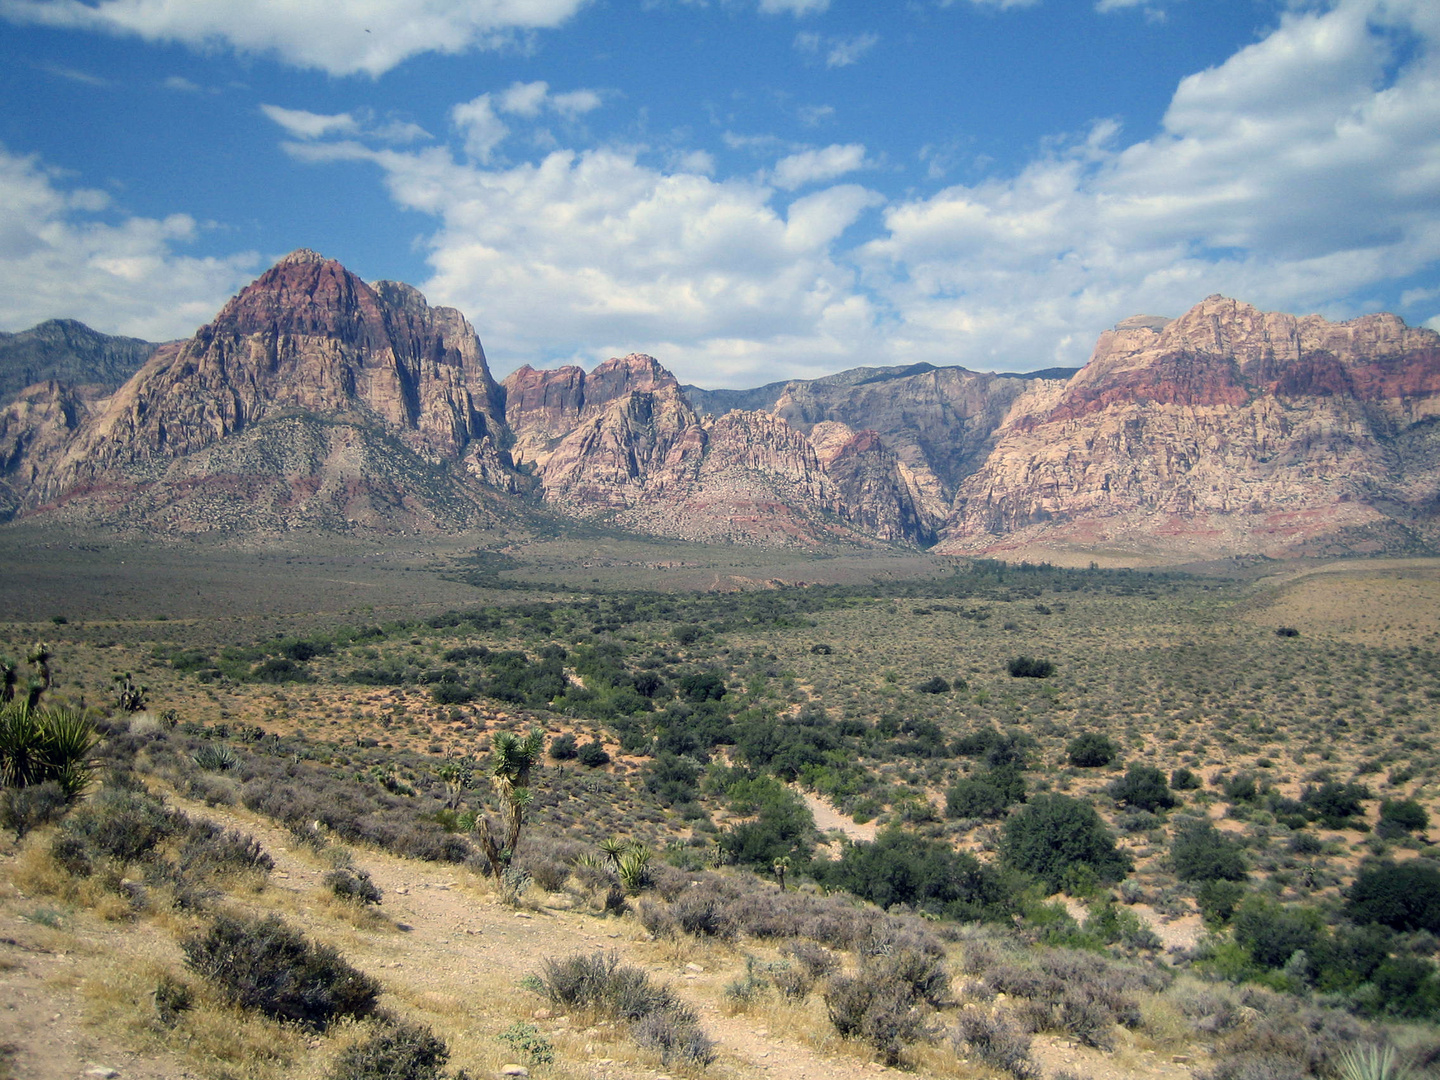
[505,356,873,545]
[6,256,1438,559]
[11,250,515,532]
[938,295,1440,559]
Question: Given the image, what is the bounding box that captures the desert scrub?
[952,1008,1039,1080]
[325,866,383,906]
[537,951,715,1066]
[182,912,380,1028]
[331,1017,449,1080]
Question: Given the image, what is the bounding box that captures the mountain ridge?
[3,253,1438,561]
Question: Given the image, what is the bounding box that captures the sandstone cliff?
[14,251,516,532]
[939,296,1440,559]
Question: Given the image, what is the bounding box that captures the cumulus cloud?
[857,0,1440,369]
[497,80,602,119]
[283,136,881,384]
[0,0,590,77]
[452,95,510,163]
[267,0,1440,383]
[0,145,258,338]
[770,143,868,190]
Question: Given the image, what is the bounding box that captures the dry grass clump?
[537,950,717,1067]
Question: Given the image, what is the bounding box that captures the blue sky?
[1,0,1437,387]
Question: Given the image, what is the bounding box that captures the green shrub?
[1231,895,1325,969]
[1170,817,1247,882]
[1000,793,1131,891]
[1301,781,1370,828]
[576,740,610,768]
[331,1019,448,1080]
[548,733,578,760]
[1106,764,1177,812]
[1344,860,1440,933]
[1066,733,1117,768]
[1007,656,1055,679]
[1195,880,1247,927]
[1377,799,1427,836]
[916,676,950,694]
[820,827,1014,921]
[497,1021,555,1066]
[945,777,1011,820]
[1170,766,1202,790]
[1366,957,1440,1020]
[719,776,814,867]
[182,913,379,1028]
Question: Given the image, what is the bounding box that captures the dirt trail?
[2,792,1200,1080]
[1,791,900,1080]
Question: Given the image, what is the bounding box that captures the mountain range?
[3,249,1438,562]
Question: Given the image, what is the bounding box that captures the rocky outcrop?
[508,357,876,546]
[939,296,1440,559]
[13,250,517,531]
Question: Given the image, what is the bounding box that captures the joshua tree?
[475,729,544,878]
[0,656,17,704]
[436,760,473,810]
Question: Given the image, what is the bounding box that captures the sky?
[0,0,1437,388]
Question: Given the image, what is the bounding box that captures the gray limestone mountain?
[0,318,160,402]
[3,252,1438,559]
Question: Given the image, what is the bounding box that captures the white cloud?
[270,0,1440,383]
[771,143,868,190]
[282,137,881,385]
[0,0,591,77]
[794,30,878,67]
[496,80,603,119]
[797,104,835,127]
[0,145,257,339]
[938,0,1040,9]
[260,105,361,140]
[857,0,1440,369]
[759,0,828,14]
[38,62,111,86]
[824,32,878,67]
[261,105,431,146]
[452,95,510,163]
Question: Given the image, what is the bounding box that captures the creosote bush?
[331,1017,449,1080]
[182,912,379,1028]
[1007,656,1055,679]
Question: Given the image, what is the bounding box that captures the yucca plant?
[0,703,100,799]
[193,744,239,772]
[1336,1045,1411,1080]
[618,844,651,895]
